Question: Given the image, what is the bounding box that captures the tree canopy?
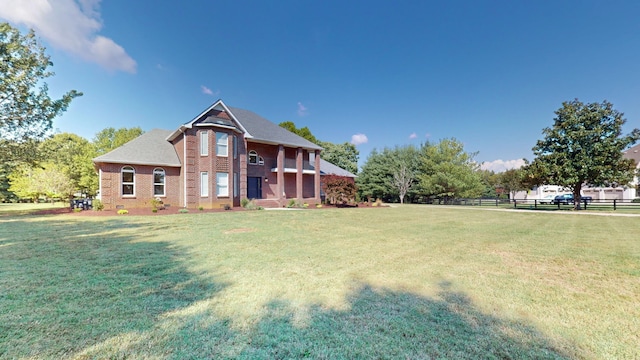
[419,138,484,200]
[93,127,144,156]
[278,121,359,174]
[526,99,640,209]
[0,22,81,164]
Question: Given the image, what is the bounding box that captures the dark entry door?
[247,177,262,199]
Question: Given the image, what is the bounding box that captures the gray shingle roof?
[93,129,181,167]
[228,106,322,150]
[317,158,357,178]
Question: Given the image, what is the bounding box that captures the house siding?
[98,163,180,210]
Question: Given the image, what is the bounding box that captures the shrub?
[632,198,640,203]
[241,198,250,208]
[117,209,128,215]
[152,208,158,213]
[316,204,322,208]
[287,199,297,208]
[73,208,82,213]
[224,204,232,210]
[151,197,163,211]
[92,199,104,211]
[198,206,204,211]
[179,208,189,214]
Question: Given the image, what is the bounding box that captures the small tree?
[528,99,640,209]
[499,168,527,199]
[392,163,413,204]
[322,175,357,205]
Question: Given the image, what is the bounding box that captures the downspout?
[183,132,187,208]
[98,168,102,200]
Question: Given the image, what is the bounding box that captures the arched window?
[249,150,258,165]
[122,166,135,196]
[248,150,264,165]
[153,168,165,196]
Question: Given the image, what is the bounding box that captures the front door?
[247,177,262,199]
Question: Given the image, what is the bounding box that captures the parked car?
[553,194,593,205]
[539,194,557,204]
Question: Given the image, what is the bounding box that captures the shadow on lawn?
[228,284,574,359]
[0,217,225,359]
[1,216,576,359]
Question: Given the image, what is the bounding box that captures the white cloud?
[0,0,137,73]
[480,159,526,173]
[409,132,417,139]
[351,133,368,145]
[297,102,308,116]
[201,86,213,95]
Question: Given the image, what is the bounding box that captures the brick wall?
[98,163,180,210]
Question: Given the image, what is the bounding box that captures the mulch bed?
[31,203,386,217]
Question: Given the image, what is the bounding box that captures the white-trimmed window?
[122,166,135,196]
[248,150,264,165]
[153,168,165,196]
[217,172,229,197]
[201,172,209,197]
[200,130,208,156]
[216,132,228,157]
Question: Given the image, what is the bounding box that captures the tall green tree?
[419,138,483,201]
[92,127,143,156]
[8,162,74,202]
[40,133,97,196]
[0,22,81,164]
[278,121,319,144]
[319,141,359,174]
[357,145,422,203]
[278,121,358,174]
[527,99,640,209]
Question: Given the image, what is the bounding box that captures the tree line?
[1,128,143,202]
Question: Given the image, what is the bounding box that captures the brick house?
[93,100,352,210]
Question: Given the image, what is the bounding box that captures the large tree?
[0,23,81,164]
[40,133,97,196]
[527,99,640,209]
[419,138,484,201]
[278,121,359,174]
[357,145,422,203]
[93,127,143,156]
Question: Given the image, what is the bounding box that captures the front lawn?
[1,206,638,359]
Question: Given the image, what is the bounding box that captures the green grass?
[1,206,638,359]
[0,202,67,216]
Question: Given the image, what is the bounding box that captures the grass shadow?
[0,216,224,359]
[158,283,575,359]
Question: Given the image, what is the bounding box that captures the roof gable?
[167,100,322,150]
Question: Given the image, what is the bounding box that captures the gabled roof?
[93,129,181,167]
[623,142,640,166]
[227,106,322,150]
[317,158,357,178]
[167,100,322,151]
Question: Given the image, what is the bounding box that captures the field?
[1,205,638,359]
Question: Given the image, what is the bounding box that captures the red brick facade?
[96,103,322,210]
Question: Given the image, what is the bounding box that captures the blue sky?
[2,0,640,172]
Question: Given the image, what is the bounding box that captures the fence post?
[614,199,617,211]
[513,199,517,208]
[496,199,498,207]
